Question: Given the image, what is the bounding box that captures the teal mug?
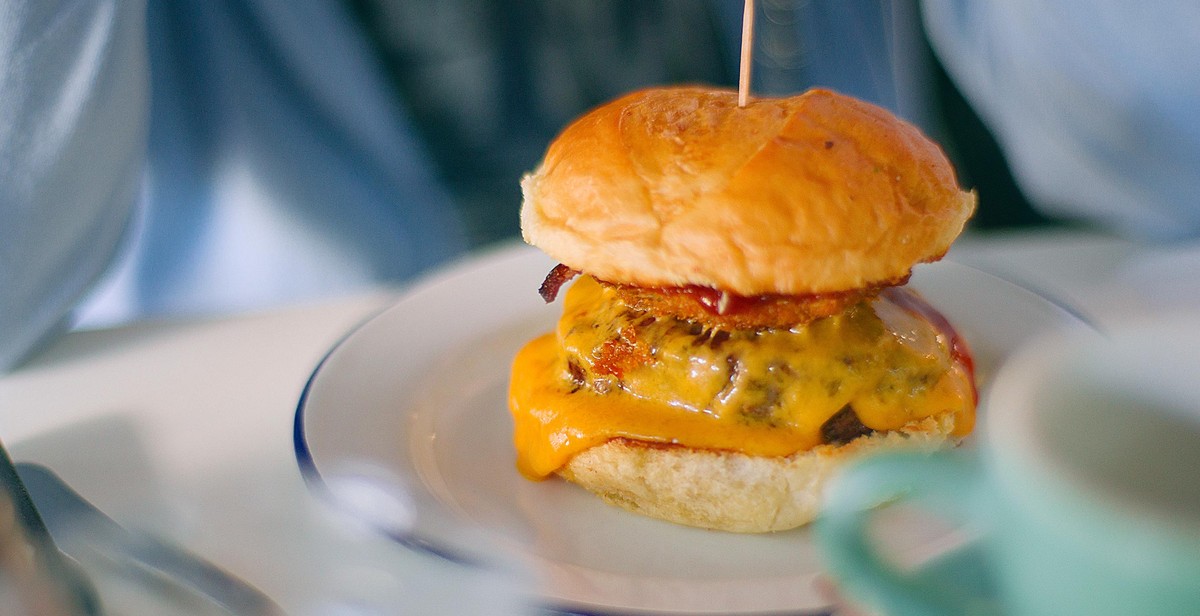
[816,316,1200,616]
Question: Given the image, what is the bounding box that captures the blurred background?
[5,0,1198,368]
[75,0,1046,325]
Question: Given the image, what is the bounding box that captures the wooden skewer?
[738,0,755,107]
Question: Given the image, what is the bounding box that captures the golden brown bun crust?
[557,414,955,533]
[521,87,976,295]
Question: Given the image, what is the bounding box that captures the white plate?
[294,243,1086,615]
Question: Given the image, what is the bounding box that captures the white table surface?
[0,228,1195,614]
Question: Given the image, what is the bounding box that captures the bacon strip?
[538,264,579,303]
[609,277,908,330]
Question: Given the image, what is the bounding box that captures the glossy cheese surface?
[508,276,975,479]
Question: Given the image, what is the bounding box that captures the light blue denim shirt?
[0,0,148,371]
[923,0,1200,240]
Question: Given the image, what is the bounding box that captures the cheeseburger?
[508,87,977,532]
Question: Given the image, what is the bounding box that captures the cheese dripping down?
[509,275,975,479]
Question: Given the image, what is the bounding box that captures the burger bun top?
[520,87,975,295]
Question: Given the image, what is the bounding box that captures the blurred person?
[1,0,738,372]
[0,0,959,372]
[14,0,1187,376]
[1,0,468,372]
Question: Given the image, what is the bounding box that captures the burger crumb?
[820,405,874,445]
[566,359,586,393]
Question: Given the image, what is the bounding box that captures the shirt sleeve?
[0,0,149,371]
[921,0,1200,240]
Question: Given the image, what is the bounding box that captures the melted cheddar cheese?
[509,276,975,479]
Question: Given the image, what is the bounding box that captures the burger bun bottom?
[557,414,956,533]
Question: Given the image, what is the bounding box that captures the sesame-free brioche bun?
[559,414,956,533]
[521,87,975,295]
